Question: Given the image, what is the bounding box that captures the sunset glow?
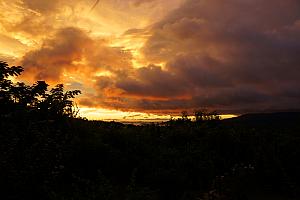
[1,0,300,120]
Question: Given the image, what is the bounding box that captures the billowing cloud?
[84,0,300,114]
[21,27,91,82]
[2,0,300,115]
[21,27,132,83]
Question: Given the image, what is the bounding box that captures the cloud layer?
[2,0,300,114]
[89,0,300,113]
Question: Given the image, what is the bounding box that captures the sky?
[1,0,300,120]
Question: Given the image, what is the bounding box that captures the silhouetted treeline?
[1,61,300,200]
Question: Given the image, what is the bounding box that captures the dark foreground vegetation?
[1,61,300,200]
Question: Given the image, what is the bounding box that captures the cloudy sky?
[1,0,300,120]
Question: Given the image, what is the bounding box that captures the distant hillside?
[224,112,300,128]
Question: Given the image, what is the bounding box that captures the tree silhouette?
[194,109,220,122]
[0,61,81,118]
[0,61,23,114]
[40,84,81,118]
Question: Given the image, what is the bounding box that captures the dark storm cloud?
[116,65,190,99]
[15,0,300,114]
[92,0,300,114]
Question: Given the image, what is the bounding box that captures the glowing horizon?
[78,107,237,121]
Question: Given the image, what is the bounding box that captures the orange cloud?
[2,0,300,116]
[20,27,133,83]
[21,27,93,82]
[84,0,300,114]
